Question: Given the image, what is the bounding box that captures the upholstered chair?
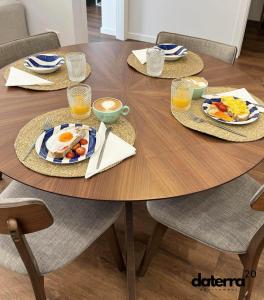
[0,0,28,44]
[0,181,125,300]
[156,31,237,64]
[138,174,264,300]
[0,32,60,68]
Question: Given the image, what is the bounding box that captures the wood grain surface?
[0,41,263,201]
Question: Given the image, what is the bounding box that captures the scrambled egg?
[221,96,249,116]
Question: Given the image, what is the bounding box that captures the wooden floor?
[0,16,264,300]
[87,4,115,43]
[236,21,264,86]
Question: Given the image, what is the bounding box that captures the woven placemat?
[127,51,204,79]
[15,108,136,177]
[173,87,264,142]
[3,51,91,91]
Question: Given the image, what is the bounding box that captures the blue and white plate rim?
[24,53,65,69]
[157,43,188,57]
[35,123,99,164]
[202,97,260,125]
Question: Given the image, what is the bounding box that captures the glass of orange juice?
[67,84,91,120]
[171,79,193,113]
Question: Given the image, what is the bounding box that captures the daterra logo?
[192,272,245,288]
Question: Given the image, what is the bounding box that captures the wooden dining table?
[0,40,264,300]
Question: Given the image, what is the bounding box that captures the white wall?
[101,0,116,36]
[128,0,250,52]
[100,0,251,55]
[248,0,264,21]
[72,0,89,44]
[20,0,88,46]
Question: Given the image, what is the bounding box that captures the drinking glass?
[171,79,193,112]
[67,84,91,120]
[65,52,86,82]
[146,47,165,77]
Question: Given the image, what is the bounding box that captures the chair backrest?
[0,1,28,45]
[251,185,264,211]
[156,31,237,64]
[0,32,61,69]
[0,198,54,235]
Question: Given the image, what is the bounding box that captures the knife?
[96,127,112,170]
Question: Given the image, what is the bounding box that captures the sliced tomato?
[80,138,88,145]
[212,101,228,112]
[66,151,75,159]
[72,143,80,151]
[75,147,86,156]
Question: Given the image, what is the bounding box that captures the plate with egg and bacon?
[202,96,260,125]
[35,124,99,164]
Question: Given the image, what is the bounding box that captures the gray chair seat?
[147,175,264,254]
[0,181,123,274]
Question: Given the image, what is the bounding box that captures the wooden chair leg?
[125,202,136,300]
[7,219,46,300]
[238,226,264,300]
[105,224,126,272]
[137,222,168,277]
[28,275,46,300]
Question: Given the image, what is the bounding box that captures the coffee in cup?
[92,97,130,123]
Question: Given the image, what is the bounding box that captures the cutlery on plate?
[202,94,264,109]
[96,127,112,170]
[188,112,247,138]
[22,116,53,161]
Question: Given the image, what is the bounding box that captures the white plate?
[157,43,188,61]
[35,124,99,164]
[24,53,64,74]
[202,97,260,125]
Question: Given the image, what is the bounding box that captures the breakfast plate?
[35,124,98,164]
[202,96,259,125]
[24,53,65,74]
[157,43,188,61]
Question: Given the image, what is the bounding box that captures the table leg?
[125,202,136,300]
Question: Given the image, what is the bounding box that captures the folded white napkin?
[5,67,53,87]
[204,88,264,113]
[132,48,148,64]
[85,122,136,179]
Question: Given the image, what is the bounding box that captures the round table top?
[0,41,264,202]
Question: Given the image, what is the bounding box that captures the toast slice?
[48,128,86,159]
[235,112,250,122]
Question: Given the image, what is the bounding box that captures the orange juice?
[71,105,90,115]
[171,91,191,111]
[172,97,190,109]
[70,95,91,119]
[171,80,193,112]
[67,84,92,120]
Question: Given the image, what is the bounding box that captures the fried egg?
[221,96,249,116]
[46,127,84,153]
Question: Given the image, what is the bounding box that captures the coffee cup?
[92,97,130,124]
[184,76,208,99]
